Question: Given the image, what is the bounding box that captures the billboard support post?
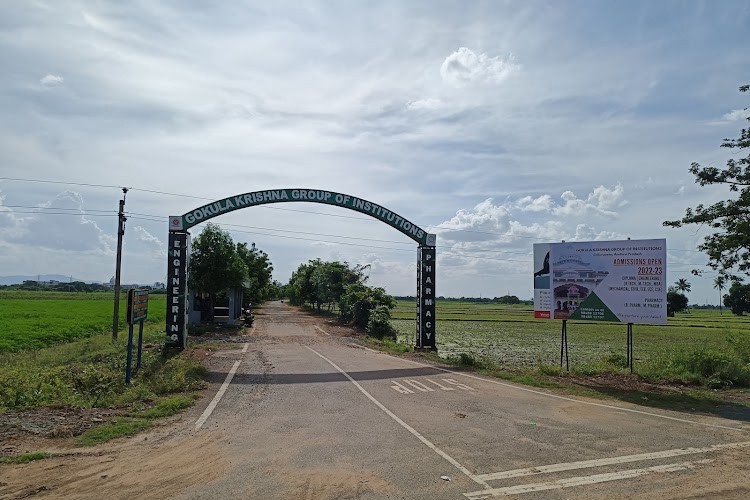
[627,323,634,373]
[560,320,569,371]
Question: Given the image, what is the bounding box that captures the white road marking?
[404,379,435,392]
[314,326,330,336]
[241,342,250,353]
[352,345,747,433]
[195,359,242,431]
[391,381,415,394]
[389,378,476,395]
[476,441,750,481]
[463,459,713,499]
[305,346,489,488]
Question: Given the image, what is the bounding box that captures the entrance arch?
[166,189,436,351]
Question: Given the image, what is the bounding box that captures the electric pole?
[112,188,128,341]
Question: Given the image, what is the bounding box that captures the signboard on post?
[125,288,149,384]
[127,288,149,324]
[533,239,667,324]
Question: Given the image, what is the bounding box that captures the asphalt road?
[172,301,750,499]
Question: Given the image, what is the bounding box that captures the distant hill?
[0,275,94,285]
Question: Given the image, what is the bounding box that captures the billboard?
[533,239,667,324]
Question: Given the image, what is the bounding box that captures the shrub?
[367,305,397,340]
[671,348,750,388]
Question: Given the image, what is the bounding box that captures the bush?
[367,305,397,340]
[671,348,750,388]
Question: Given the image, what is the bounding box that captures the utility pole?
[112,188,128,341]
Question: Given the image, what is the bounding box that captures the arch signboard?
[167,188,437,350]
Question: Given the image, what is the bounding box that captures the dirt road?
[2,302,749,499]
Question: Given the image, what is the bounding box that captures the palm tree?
[675,278,691,294]
[713,275,726,315]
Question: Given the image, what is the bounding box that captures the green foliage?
[724,281,750,315]
[674,279,691,294]
[494,295,521,304]
[664,85,750,279]
[77,417,152,446]
[287,260,396,338]
[138,395,196,419]
[449,352,486,369]
[189,223,248,320]
[0,452,50,464]
[339,283,396,330]
[666,291,689,316]
[366,305,396,340]
[287,259,364,312]
[0,323,206,411]
[669,348,750,388]
[236,242,274,304]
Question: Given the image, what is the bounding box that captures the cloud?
[722,108,750,121]
[552,184,625,218]
[433,199,512,242]
[440,47,519,87]
[516,194,553,212]
[40,74,64,86]
[132,226,164,258]
[9,192,114,253]
[406,98,443,111]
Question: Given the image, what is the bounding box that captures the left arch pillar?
[167,231,189,348]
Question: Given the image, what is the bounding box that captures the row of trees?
[189,223,276,320]
[285,259,397,338]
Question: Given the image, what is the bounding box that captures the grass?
[0,452,50,464]
[0,291,166,352]
[390,300,750,389]
[72,395,200,446]
[77,417,153,446]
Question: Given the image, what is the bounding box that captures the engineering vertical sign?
[167,231,189,348]
[417,245,436,350]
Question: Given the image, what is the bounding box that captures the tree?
[236,242,274,304]
[189,223,247,321]
[714,275,727,315]
[664,85,750,279]
[674,278,691,294]
[723,281,750,315]
[666,290,689,316]
[338,282,396,330]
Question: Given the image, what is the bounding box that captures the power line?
[0,175,722,256]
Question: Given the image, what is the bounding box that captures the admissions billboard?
[533,239,667,324]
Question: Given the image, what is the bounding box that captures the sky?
[1,0,749,304]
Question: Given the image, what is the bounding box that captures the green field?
[0,291,166,352]
[391,300,750,384]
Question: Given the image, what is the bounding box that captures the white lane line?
[351,346,747,433]
[476,441,750,481]
[305,346,489,488]
[464,459,713,499]
[314,326,330,336]
[195,359,242,431]
[241,342,250,353]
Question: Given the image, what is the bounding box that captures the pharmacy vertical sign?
[167,231,189,348]
[417,245,436,349]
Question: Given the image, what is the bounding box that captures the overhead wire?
[0,175,718,260]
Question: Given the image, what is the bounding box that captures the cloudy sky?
[1,0,749,303]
